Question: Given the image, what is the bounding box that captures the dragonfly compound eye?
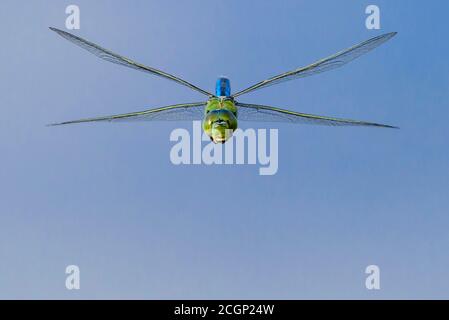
[202,109,237,143]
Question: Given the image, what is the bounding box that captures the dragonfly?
[49,27,398,143]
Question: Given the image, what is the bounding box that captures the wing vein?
[50,27,213,97]
[233,32,396,97]
[236,102,398,128]
[48,102,206,126]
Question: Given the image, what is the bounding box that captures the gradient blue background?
[1,0,448,299]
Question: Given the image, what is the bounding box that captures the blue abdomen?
[215,77,231,97]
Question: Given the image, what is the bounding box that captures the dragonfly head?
[203,109,237,144]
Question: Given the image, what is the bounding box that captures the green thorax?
[205,97,237,116]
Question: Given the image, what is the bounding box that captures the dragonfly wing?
[236,102,398,128]
[48,102,206,126]
[49,27,213,97]
[233,32,396,98]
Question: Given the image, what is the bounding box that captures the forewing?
[233,32,396,98]
[49,102,206,126]
[236,102,397,128]
[50,27,213,97]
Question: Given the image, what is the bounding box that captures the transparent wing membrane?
[236,102,398,128]
[233,32,397,98]
[48,102,206,126]
[49,27,213,97]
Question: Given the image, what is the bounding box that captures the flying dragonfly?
[49,27,398,143]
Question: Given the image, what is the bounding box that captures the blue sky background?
[1,0,449,299]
